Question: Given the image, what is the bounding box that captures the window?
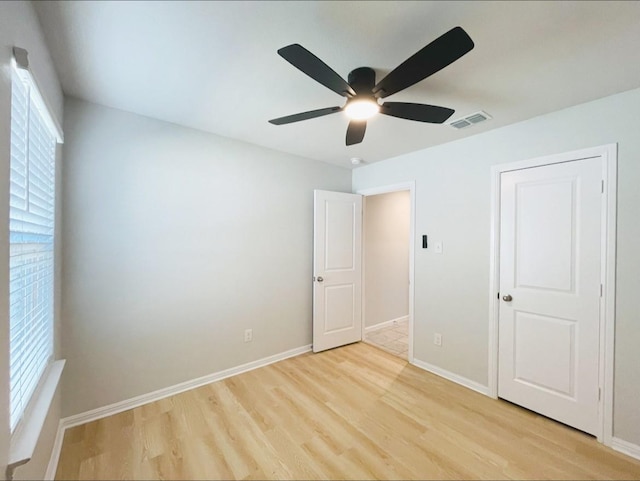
[9,62,58,432]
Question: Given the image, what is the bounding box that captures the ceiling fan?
[269,27,474,146]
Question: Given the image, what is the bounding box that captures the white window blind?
[9,66,57,433]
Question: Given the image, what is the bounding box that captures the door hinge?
[601,180,605,193]
[600,284,603,297]
[599,387,602,401]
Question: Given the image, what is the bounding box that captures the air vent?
[466,113,489,123]
[450,119,471,129]
[450,111,492,129]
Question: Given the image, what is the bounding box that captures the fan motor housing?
[348,67,376,94]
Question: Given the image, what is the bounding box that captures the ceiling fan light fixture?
[270,27,475,145]
[344,98,380,121]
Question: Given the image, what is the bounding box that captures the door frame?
[356,182,416,362]
[488,144,617,444]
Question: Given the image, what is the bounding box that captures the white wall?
[0,2,63,479]
[353,87,640,447]
[61,98,352,417]
[364,191,410,328]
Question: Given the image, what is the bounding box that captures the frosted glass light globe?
[344,99,379,120]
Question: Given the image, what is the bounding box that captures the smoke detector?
[350,157,363,165]
[449,111,492,130]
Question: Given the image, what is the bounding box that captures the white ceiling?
[34,1,640,168]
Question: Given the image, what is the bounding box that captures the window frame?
[8,54,63,436]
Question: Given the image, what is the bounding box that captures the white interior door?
[498,157,602,435]
[313,190,362,353]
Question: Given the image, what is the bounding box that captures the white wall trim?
[357,181,416,363]
[62,344,311,429]
[8,360,65,479]
[364,316,409,333]
[44,420,65,480]
[611,437,640,461]
[601,143,618,447]
[357,182,415,197]
[44,344,312,477]
[488,143,617,446]
[412,358,489,396]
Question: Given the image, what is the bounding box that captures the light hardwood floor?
[56,342,640,480]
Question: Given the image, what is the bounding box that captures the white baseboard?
[43,344,639,477]
[364,315,408,333]
[611,437,640,461]
[46,344,312,477]
[411,357,489,396]
[63,344,312,429]
[44,419,65,480]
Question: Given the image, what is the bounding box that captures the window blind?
[9,67,57,433]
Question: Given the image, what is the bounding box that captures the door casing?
[488,144,617,445]
[357,182,416,362]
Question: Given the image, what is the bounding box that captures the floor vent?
[450,111,492,129]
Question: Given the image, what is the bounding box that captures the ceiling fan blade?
[269,106,342,125]
[278,44,356,98]
[373,26,474,98]
[380,102,454,123]
[346,120,367,146]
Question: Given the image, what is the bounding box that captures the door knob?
[317,276,324,282]
[502,294,513,302]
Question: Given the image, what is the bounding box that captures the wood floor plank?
[55,342,640,480]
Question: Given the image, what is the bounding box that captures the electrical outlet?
[434,241,443,254]
[244,329,253,343]
[434,333,442,346]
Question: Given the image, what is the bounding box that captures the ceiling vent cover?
[450,119,471,129]
[450,110,492,129]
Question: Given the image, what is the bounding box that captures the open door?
[313,190,362,353]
